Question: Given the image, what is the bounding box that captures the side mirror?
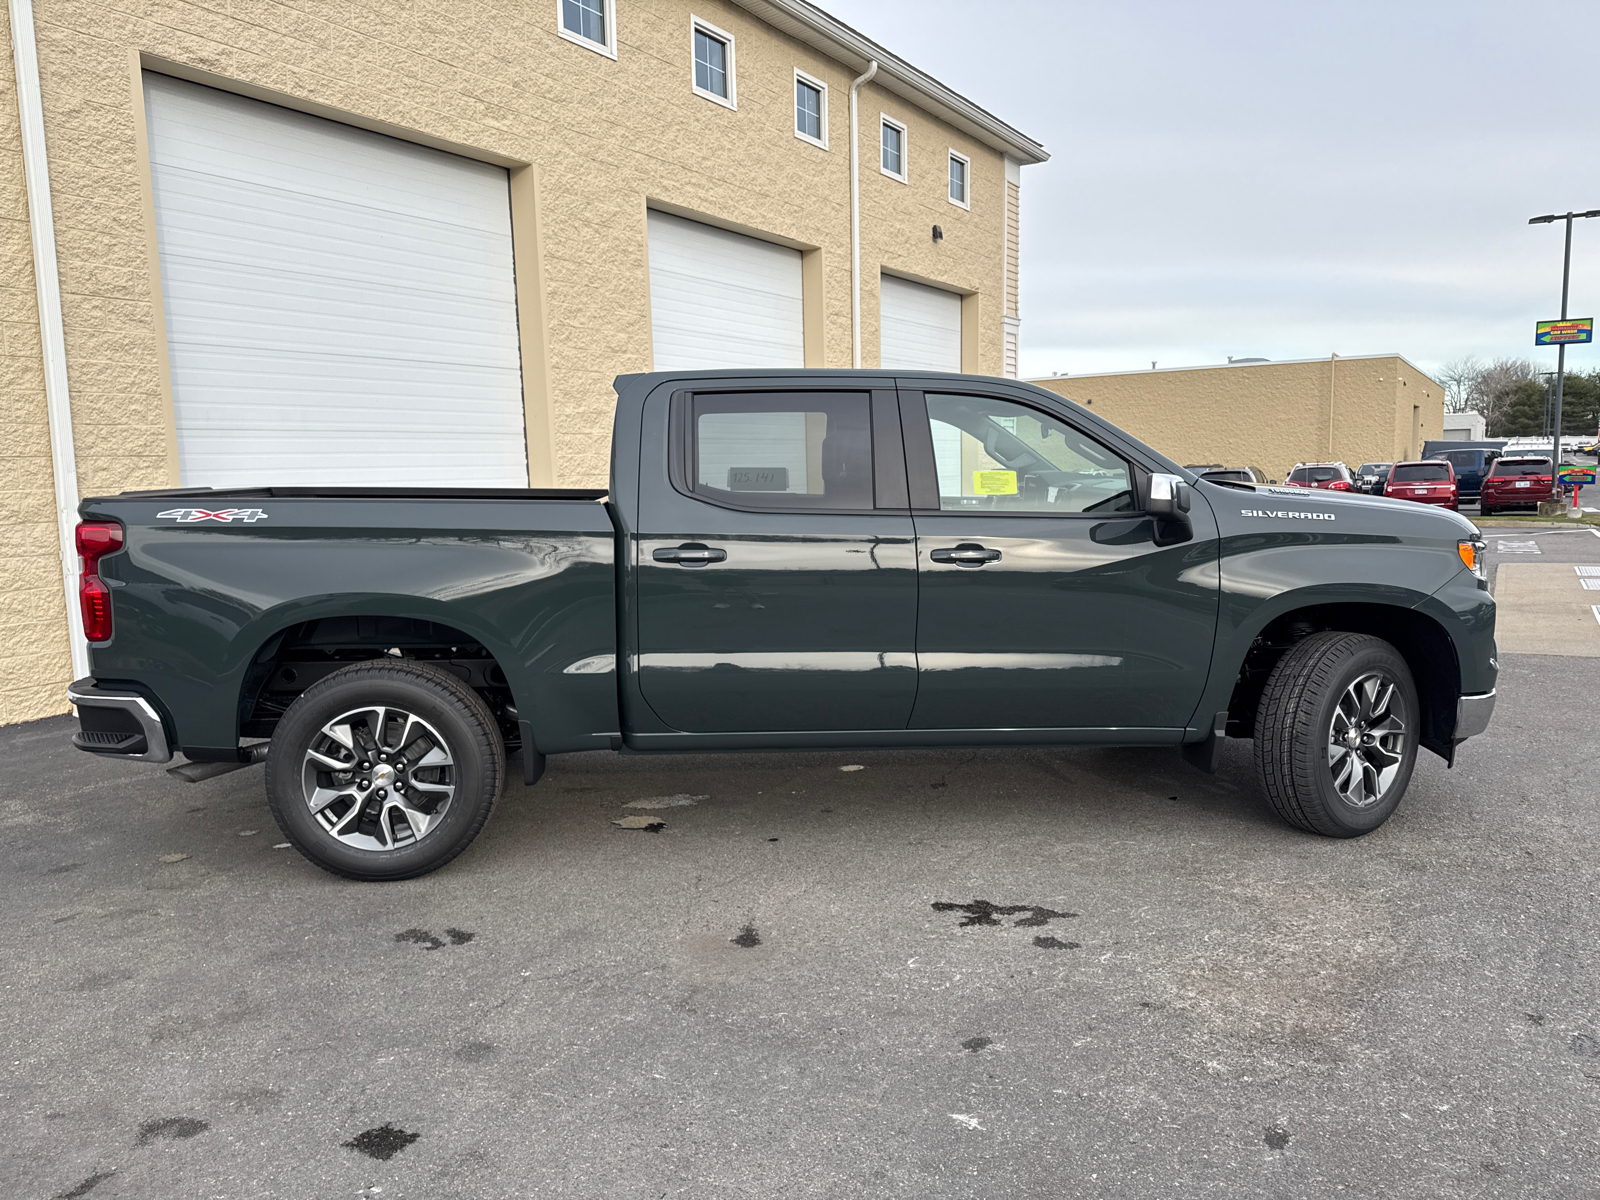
[1147,473,1192,516]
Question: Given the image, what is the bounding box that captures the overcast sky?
[823,0,1600,383]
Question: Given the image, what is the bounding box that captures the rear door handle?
[652,543,727,567]
[929,543,1002,566]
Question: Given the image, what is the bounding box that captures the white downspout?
[849,59,878,369]
[9,0,88,679]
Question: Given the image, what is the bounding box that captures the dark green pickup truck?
[69,370,1497,880]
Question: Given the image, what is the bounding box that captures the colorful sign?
[1535,318,1594,346]
[1557,465,1596,486]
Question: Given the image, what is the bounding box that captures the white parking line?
[1578,566,1600,576]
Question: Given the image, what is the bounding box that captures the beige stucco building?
[1,0,1046,725]
[1030,355,1445,483]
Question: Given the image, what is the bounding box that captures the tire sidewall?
[1299,642,1418,835]
[266,667,498,880]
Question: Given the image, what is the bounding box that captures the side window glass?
[924,393,1134,514]
[692,392,874,510]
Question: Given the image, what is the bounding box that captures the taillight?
[1330,481,1350,490]
[75,521,122,642]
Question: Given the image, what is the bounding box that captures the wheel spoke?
[307,785,353,815]
[306,747,353,771]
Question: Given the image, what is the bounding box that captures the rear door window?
[690,392,874,510]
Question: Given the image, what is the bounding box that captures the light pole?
[1528,209,1600,473]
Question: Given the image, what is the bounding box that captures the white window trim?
[947,149,971,209]
[556,0,617,59]
[879,114,907,183]
[690,15,737,110]
[793,68,828,150]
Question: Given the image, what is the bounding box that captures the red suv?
[1383,460,1458,510]
[1284,462,1355,491]
[1479,456,1555,515]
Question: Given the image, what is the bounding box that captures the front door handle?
[929,543,1002,567]
[652,543,727,567]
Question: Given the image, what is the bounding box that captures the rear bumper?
[1455,689,1496,741]
[66,678,173,764]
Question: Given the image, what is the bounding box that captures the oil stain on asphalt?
[344,1124,420,1160]
[395,928,475,951]
[55,1169,115,1199]
[931,900,1077,928]
[137,1116,208,1145]
[731,924,762,948]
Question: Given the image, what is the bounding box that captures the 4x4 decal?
[156,508,269,523]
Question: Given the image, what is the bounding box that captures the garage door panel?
[144,72,527,488]
[879,273,962,372]
[648,210,804,370]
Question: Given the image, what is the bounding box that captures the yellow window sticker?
[972,470,1018,495]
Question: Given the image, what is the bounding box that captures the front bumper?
[67,678,173,764]
[1455,689,1496,741]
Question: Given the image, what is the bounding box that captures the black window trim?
[896,387,1149,519]
[667,386,909,516]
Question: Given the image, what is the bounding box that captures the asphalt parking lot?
[5,548,1600,1199]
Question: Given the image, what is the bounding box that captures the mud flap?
[1180,710,1229,775]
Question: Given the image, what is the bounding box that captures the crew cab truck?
[69,370,1498,881]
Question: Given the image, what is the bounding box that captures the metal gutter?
[9,0,88,679]
[848,59,878,368]
[729,0,1048,165]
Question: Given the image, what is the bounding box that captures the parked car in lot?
[1189,465,1268,485]
[1356,462,1394,495]
[1430,447,1500,504]
[1479,456,1555,515]
[67,369,1496,880]
[1284,462,1356,491]
[1384,460,1459,510]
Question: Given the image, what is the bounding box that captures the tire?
[265,660,503,881]
[1479,504,1495,516]
[1253,631,1419,838]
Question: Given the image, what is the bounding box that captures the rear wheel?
[1253,632,1418,837]
[266,660,503,881]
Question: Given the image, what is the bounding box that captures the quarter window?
[795,72,826,147]
[691,392,874,510]
[559,0,615,56]
[948,151,969,207]
[924,393,1134,514]
[692,19,735,106]
[881,117,906,180]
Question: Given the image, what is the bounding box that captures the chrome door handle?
[652,543,727,567]
[929,543,1001,567]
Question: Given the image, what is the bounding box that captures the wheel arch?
[1223,601,1461,763]
[234,602,526,750]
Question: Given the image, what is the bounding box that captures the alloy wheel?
[300,705,456,851]
[1326,671,1407,809]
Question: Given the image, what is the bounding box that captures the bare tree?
[1437,356,1482,414]
[1468,357,1538,430]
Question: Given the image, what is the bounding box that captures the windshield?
[1491,459,1551,477]
[1438,451,1482,469]
[1391,463,1451,483]
[1290,466,1344,483]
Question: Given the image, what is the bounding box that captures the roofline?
[1027,353,1440,383]
[727,0,1049,165]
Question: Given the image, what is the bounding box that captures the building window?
[558,0,615,58]
[691,18,736,108]
[794,70,827,148]
[948,151,970,208]
[880,116,906,181]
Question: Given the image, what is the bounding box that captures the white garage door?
[880,274,963,493]
[647,210,804,370]
[879,274,962,373]
[143,73,528,488]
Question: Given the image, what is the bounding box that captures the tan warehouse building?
[1,0,1046,724]
[1030,355,1445,483]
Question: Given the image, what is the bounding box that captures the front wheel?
[1253,632,1419,837]
[265,660,503,881]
